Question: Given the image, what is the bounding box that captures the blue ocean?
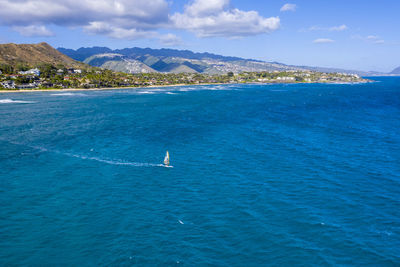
[1,77,399,266]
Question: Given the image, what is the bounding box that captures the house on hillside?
[18,68,41,76]
[67,69,82,74]
[16,83,39,89]
[1,80,16,89]
[276,76,295,81]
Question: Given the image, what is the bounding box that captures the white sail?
[163,151,170,166]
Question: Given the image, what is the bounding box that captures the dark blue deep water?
[1,77,399,266]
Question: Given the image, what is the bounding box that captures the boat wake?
[28,145,166,167]
[63,152,165,167]
[1,138,172,169]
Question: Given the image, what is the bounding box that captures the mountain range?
[59,46,388,76]
[0,42,397,76]
[58,46,303,74]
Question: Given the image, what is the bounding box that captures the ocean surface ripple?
[1,78,399,266]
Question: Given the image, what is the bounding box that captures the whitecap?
[373,229,394,236]
[51,93,86,96]
[0,99,35,104]
[137,90,155,94]
[32,146,48,152]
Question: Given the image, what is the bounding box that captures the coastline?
[0,80,372,94]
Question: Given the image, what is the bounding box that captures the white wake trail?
[29,145,165,167]
[63,152,165,167]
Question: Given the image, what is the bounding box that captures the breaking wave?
[0,99,36,104]
[51,93,87,96]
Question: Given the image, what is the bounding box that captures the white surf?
[0,99,35,104]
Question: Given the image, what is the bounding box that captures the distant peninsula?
[390,66,400,75]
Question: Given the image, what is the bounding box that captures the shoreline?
[0,80,372,94]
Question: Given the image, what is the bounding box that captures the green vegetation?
[0,42,370,91]
[0,64,369,91]
[0,63,14,74]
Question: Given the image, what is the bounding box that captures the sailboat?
[163,151,172,167]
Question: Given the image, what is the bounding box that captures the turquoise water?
[1,78,399,266]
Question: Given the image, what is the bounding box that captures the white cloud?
[306,26,320,31]
[352,34,385,44]
[280,3,297,12]
[12,25,54,37]
[0,0,170,26]
[0,0,169,39]
[329,24,348,31]
[0,0,280,40]
[159,33,182,46]
[367,35,385,44]
[83,21,157,40]
[185,0,230,16]
[303,24,348,32]
[367,35,379,40]
[171,0,280,38]
[313,38,334,44]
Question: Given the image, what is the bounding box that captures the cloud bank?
[0,0,280,40]
[0,0,169,40]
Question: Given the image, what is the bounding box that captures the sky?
[0,0,399,72]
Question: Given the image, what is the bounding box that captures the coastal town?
[0,63,368,90]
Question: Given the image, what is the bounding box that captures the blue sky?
[0,0,399,72]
